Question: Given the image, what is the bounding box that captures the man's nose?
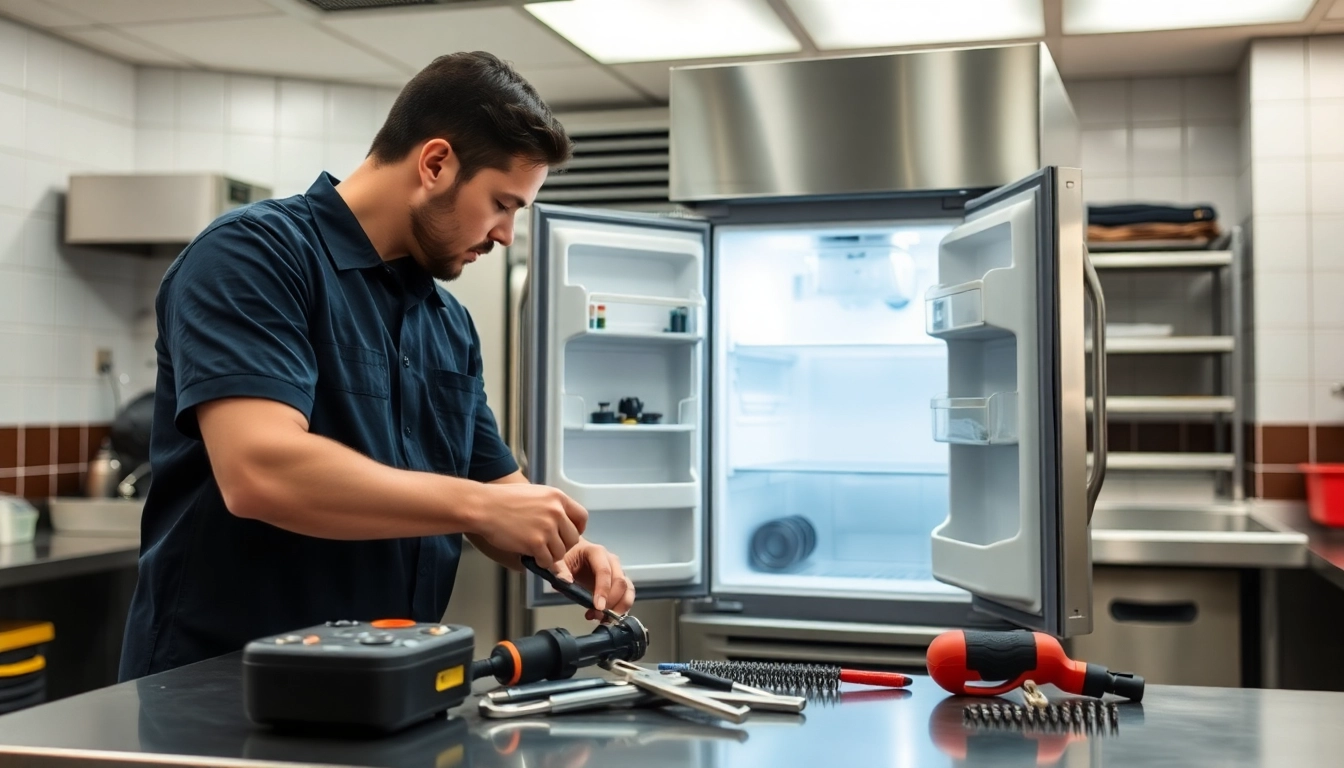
[492,218,515,248]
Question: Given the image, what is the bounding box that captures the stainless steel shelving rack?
[1088,228,1246,500]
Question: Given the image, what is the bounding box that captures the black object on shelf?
[749,516,817,572]
[639,413,663,425]
[617,397,644,422]
[590,402,617,424]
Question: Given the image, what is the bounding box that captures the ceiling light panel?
[786,0,1044,50]
[1063,0,1316,34]
[523,0,800,64]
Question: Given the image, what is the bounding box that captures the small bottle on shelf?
[588,304,597,329]
[596,304,606,329]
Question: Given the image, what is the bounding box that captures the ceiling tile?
[58,26,191,65]
[319,7,590,72]
[0,0,92,28]
[118,16,408,80]
[514,63,647,109]
[41,0,279,27]
[1329,0,1344,19]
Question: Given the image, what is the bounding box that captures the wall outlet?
[96,348,113,374]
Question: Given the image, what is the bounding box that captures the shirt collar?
[305,172,444,308]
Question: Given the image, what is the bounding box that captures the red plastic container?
[1299,464,1344,527]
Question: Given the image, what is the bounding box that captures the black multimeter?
[243,619,475,733]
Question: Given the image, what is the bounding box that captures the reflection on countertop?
[0,530,139,588]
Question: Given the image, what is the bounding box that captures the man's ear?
[417,138,460,192]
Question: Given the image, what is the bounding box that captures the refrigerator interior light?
[523,0,801,64]
[784,0,1045,50]
[1062,0,1316,34]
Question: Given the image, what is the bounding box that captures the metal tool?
[603,660,750,724]
[963,700,1121,735]
[927,629,1145,701]
[485,677,612,705]
[521,556,624,624]
[658,660,910,694]
[480,681,650,719]
[657,668,808,714]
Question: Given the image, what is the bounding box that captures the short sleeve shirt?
[118,172,518,680]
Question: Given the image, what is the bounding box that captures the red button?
[371,619,416,629]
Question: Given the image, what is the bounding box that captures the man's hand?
[552,539,635,620]
[472,483,587,569]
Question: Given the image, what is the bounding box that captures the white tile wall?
[1067,75,1243,225]
[135,67,396,197]
[0,16,141,427]
[1246,35,1344,424]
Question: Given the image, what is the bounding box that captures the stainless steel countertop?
[1090,503,1309,568]
[0,531,139,589]
[3,653,1344,767]
[1248,502,1344,590]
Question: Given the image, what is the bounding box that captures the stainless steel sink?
[1090,504,1308,567]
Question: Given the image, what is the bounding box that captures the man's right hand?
[473,484,587,568]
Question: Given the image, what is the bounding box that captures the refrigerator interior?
[543,219,707,587]
[712,223,967,599]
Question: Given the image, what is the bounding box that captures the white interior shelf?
[1089,252,1233,270]
[565,423,696,432]
[1089,396,1236,414]
[1091,452,1237,471]
[1097,336,1236,354]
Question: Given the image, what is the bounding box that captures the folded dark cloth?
[1088,203,1218,227]
[1087,220,1221,242]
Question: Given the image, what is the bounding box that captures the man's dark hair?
[369,51,572,179]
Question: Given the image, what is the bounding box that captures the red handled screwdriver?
[926,630,1144,701]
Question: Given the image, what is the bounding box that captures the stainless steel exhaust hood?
[65,173,272,246]
[668,42,1078,202]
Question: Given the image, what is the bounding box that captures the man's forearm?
[467,470,529,569]
[218,425,487,540]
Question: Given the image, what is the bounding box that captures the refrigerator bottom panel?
[679,614,947,673]
[688,593,1010,629]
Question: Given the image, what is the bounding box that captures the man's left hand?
[552,539,635,621]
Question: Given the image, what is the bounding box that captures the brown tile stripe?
[0,423,112,501]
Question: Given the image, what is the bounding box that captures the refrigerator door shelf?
[549,481,701,514]
[561,394,699,431]
[931,392,1019,445]
[557,286,706,343]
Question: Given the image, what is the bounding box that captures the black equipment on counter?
[471,556,649,687]
[748,516,817,572]
[242,620,475,733]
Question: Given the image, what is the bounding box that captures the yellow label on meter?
[435,665,464,692]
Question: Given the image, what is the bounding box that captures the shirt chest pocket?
[314,343,389,399]
[428,369,481,476]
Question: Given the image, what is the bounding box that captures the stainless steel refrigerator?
[514,43,1107,669]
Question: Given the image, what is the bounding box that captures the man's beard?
[408,185,492,281]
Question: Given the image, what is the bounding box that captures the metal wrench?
[603,659,750,724]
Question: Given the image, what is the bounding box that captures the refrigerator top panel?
[668,43,1078,203]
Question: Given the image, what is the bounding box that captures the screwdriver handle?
[926,630,1145,701]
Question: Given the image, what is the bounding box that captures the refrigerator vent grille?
[538,124,671,210]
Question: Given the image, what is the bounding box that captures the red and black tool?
[926,630,1144,701]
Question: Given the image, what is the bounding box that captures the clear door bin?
[931,392,1019,445]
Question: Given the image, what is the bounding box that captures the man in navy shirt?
[119,52,632,679]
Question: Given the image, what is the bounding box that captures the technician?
[119,52,632,679]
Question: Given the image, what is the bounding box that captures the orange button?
[371,619,416,629]
[303,635,320,645]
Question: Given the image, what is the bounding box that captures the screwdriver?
[521,556,624,623]
[926,630,1144,701]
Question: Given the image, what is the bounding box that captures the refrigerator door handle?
[1083,248,1107,519]
[509,264,531,477]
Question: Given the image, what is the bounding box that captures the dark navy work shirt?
[118,173,517,680]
